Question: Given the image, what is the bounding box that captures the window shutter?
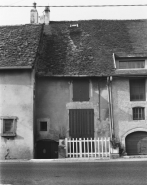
[69,109,94,139]
[130,79,145,101]
[73,79,89,101]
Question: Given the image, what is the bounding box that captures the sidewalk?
[1,157,147,163]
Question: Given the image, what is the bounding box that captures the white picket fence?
[65,137,110,158]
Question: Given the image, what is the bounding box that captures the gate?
[65,137,110,158]
[36,140,59,159]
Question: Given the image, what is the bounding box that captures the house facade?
[1,4,147,159]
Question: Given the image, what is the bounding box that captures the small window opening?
[40,121,47,131]
[3,119,14,134]
[1,117,17,137]
[70,24,78,27]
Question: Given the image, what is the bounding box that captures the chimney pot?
[44,6,50,25]
[30,2,38,24]
[33,2,37,9]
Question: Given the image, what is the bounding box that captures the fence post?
[65,138,68,158]
[79,138,82,157]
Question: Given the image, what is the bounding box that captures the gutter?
[37,74,108,77]
[0,66,32,70]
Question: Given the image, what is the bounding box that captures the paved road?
[0,161,147,185]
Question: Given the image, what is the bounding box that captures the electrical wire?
[0,4,147,7]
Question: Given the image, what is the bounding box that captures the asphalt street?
[0,161,147,185]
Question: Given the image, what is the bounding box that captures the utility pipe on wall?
[107,76,114,139]
[109,76,114,137]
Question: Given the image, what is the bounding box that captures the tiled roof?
[36,19,147,76]
[0,24,42,67]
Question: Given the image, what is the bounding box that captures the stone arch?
[121,128,147,150]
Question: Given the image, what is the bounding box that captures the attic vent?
[70,24,78,27]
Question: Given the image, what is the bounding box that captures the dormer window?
[119,59,145,69]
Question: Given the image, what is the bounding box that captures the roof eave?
[0,66,33,70]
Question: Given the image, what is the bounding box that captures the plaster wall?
[35,77,110,143]
[0,70,34,160]
[112,78,147,148]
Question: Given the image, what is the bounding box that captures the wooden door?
[126,131,147,155]
[69,109,94,139]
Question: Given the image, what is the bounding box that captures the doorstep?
[123,155,147,159]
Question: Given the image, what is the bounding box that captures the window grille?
[3,119,13,133]
[119,60,145,69]
[133,107,145,120]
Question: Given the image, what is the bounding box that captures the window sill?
[1,133,16,137]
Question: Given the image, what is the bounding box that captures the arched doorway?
[125,131,147,155]
[36,139,59,159]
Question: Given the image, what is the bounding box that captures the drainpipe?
[98,80,101,121]
[109,76,114,137]
[107,76,114,139]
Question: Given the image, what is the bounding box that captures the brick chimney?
[44,6,50,25]
[30,2,38,24]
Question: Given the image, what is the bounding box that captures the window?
[130,79,145,101]
[40,121,47,131]
[1,117,17,136]
[119,60,145,69]
[73,79,89,102]
[133,107,145,120]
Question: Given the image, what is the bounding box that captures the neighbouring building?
[0,24,42,159]
[113,54,147,155]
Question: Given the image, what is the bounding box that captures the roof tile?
[36,20,147,76]
[0,24,42,67]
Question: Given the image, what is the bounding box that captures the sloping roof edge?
[0,66,32,70]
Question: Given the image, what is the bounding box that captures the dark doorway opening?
[36,140,59,159]
[126,131,147,155]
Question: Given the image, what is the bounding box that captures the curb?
[1,157,147,163]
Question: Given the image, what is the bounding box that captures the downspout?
[98,80,101,121]
[107,76,114,139]
[109,76,114,137]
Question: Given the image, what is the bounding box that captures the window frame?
[132,107,145,120]
[130,79,146,101]
[119,60,145,69]
[116,57,146,69]
[1,117,17,137]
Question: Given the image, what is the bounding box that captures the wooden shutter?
[73,79,89,101]
[130,79,145,101]
[69,109,94,139]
